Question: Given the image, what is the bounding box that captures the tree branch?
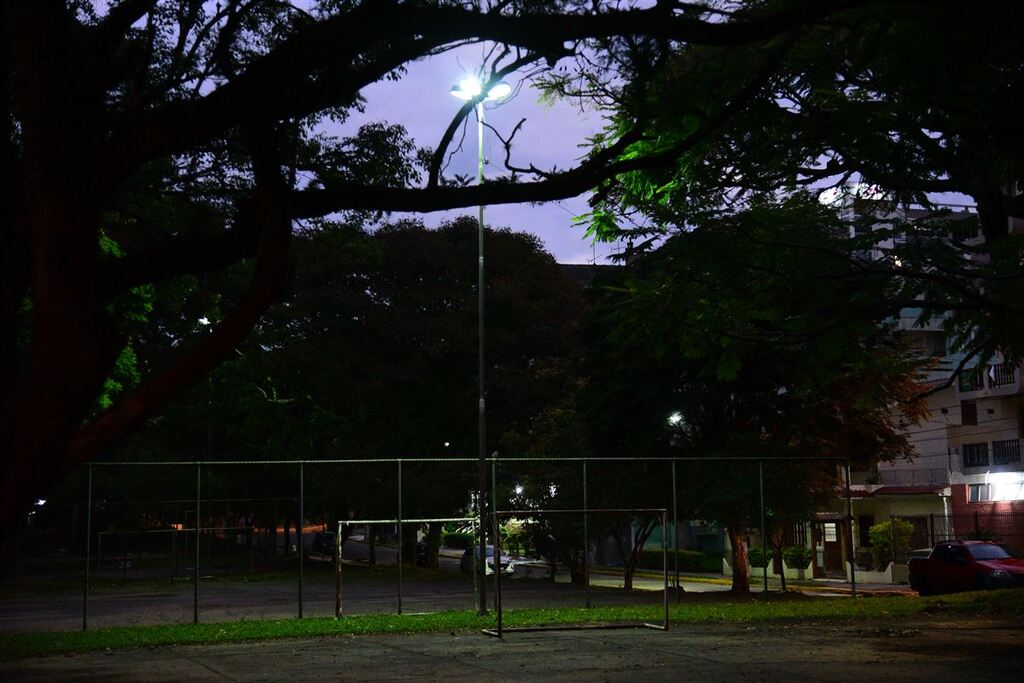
[69,122,293,467]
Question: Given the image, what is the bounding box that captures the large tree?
[2,0,874,544]
[580,198,928,591]
[579,0,1024,361]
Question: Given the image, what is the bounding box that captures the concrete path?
[3,616,1022,681]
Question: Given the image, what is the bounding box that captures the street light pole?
[451,76,509,616]
[475,98,489,617]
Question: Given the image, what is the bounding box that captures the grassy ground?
[3,589,1022,661]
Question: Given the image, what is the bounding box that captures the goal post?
[482,507,669,638]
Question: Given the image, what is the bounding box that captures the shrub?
[747,547,770,569]
[868,519,914,570]
[782,545,812,570]
[635,548,723,573]
[443,532,475,550]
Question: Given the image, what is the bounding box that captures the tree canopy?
[579,197,929,590]
[3,0,1021,549]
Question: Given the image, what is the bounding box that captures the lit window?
[968,484,991,502]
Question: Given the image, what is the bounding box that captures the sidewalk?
[591,568,915,596]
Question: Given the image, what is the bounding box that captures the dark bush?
[635,548,723,573]
[782,545,812,569]
[747,547,770,569]
[443,532,475,550]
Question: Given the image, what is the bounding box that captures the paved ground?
[0,572,729,633]
[3,616,1022,681]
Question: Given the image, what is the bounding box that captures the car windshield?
[966,544,1011,560]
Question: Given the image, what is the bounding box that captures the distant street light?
[450,74,509,616]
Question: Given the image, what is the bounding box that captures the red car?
[908,540,1024,595]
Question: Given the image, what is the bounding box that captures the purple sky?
[339,45,627,264]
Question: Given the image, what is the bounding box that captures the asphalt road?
[3,616,1022,681]
[0,539,729,633]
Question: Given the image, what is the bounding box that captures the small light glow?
[549,484,558,497]
[667,412,683,426]
[198,316,211,326]
[35,499,46,507]
[514,485,524,496]
[443,441,450,448]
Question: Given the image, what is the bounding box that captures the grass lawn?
[3,589,1022,661]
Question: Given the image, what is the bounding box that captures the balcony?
[990,363,1017,388]
[992,439,1022,466]
[958,368,984,392]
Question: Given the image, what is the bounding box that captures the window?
[968,484,992,502]
[961,401,977,426]
[824,523,838,542]
[858,515,874,548]
[992,439,1021,466]
[962,442,989,468]
[959,368,984,392]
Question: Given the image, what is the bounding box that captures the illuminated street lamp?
[450,75,509,615]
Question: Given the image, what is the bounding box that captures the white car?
[460,545,515,575]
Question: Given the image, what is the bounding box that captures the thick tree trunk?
[401,525,418,565]
[425,522,443,569]
[727,527,750,593]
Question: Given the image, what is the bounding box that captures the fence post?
[82,464,92,631]
[298,461,304,619]
[844,463,856,598]
[672,459,680,603]
[759,460,768,598]
[194,462,200,625]
[397,459,403,616]
[889,514,895,569]
[335,521,343,618]
[492,454,500,614]
[583,458,590,609]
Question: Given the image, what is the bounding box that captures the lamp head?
[450,76,511,101]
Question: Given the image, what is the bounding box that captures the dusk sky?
[340,43,628,264]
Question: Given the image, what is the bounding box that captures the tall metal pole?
[491,455,498,613]
[83,465,92,630]
[397,460,403,615]
[583,459,590,609]
[759,460,768,598]
[194,462,200,624]
[335,523,343,618]
[298,462,304,618]
[844,463,857,598]
[672,459,680,603]
[493,457,502,629]
[475,98,488,616]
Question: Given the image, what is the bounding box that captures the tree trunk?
[401,524,418,565]
[367,525,376,566]
[425,522,443,569]
[727,527,750,593]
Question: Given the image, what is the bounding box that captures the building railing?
[993,439,1022,466]
[990,363,1017,388]
[958,368,985,392]
[962,442,990,468]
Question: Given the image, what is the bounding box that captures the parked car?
[908,540,1024,595]
[460,545,515,575]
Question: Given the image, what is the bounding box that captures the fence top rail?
[86,456,849,467]
[338,517,478,526]
[496,508,667,516]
